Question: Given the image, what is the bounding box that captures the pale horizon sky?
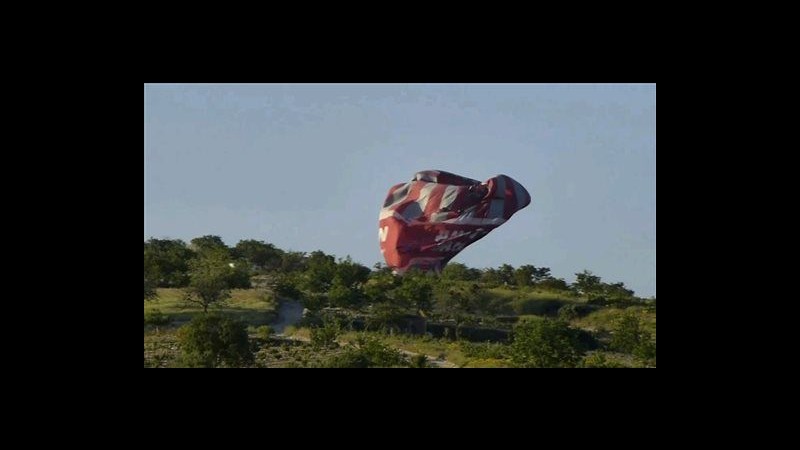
[145,83,656,297]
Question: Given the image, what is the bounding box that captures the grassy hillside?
[571,306,656,337]
[145,281,654,368]
[144,288,278,325]
[484,287,580,315]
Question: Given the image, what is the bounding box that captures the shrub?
[256,325,273,340]
[575,328,601,351]
[537,277,570,291]
[605,297,643,308]
[322,335,407,368]
[410,354,429,368]
[302,292,327,312]
[310,319,341,349]
[510,318,583,368]
[467,358,511,368]
[177,314,253,367]
[610,311,656,364]
[582,352,626,368]
[365,303,405,332]
[633,330,656,362]
[273,274,302,299]
[587,296,607,306]
[557,303,592,321]
[512,298,566,316]
[610,312,644,353]
[460,341,509,359]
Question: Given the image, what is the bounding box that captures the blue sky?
[145,83,655,297]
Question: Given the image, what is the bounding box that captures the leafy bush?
[256,325,273,340]
[610,311,656,363]
[512,298,566,316]
[582,352,626,368]
[459,341,509,359]
[537,277,570,291]
[605,296,643,308]
[226,261,252,289]
[557,303,592,320]
[310,319,341,349]
[575,328,601,351]
[466,358,511,368]
[177,314,253,367]
[634,337,656,362]
[144,238,194,288]
[273,274,302,299]
[410,353,429,368]
[365,303,405,332]
[610,312,644,353]
[301,292,327,312]
[510,318,583,368]
[587,296,607,306]
[328,282,364,309]
[322,335,407,368]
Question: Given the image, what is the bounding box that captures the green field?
[144,288,278,325]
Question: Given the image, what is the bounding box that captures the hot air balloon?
[379,170,531,274]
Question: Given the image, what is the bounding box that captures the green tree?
[273,273,303,300]
[610,311,655,362]
[144,238,195,287]
[364,270,400,304]
[190,235,229,255]
[371,262,394,276]
[226,259,252,289]
[514,265,536,287]
[479,267,504,287]
[302,292,326,312]
[435,283,480,339]
[144,279,158,300]
[279,251,307,273]
[442,263,480,281]
[144,251,160,300]
[463,283,501,316]
[510,318,583,368]
[177,314,253,367]
[364,302,405,332]
[183,250,234,313]
[334,256,371,287]
[498,264,515,285]
[325,257,370,309]
[232,239,284,271]
[394,269,434,313]
[604,282,635,299]
[328,278,364,308]
[302,250,336,293]
[538,277,569,291]
[532,267,552,283]
[574,270,603,297]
